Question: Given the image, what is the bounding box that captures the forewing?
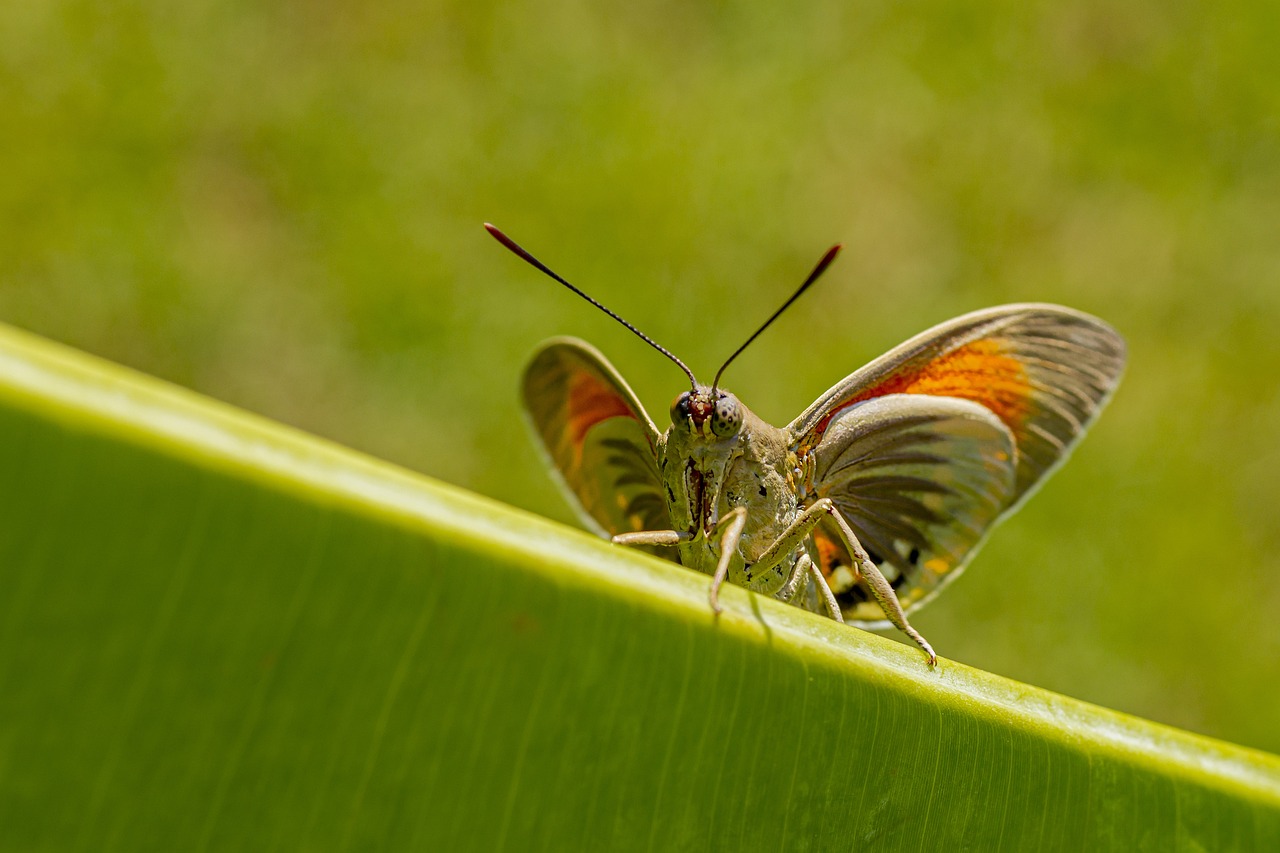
[522,338,676,559]
[805,395,1017,624]
[790,304,1126,503]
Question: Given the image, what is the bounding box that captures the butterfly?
[488,224,1127,665]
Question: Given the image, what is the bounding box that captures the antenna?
[485,223,699,389]
[711,243,842,392]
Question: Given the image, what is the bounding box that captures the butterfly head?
[671,387,743,440]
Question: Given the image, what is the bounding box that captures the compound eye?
[670,392,693,428]
[711,395,743,437]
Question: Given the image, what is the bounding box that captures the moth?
[487,223,1126,665]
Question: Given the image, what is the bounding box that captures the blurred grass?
[1,0,1279,755]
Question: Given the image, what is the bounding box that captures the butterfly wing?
[790,304,1126,623]
[522,337,677,560]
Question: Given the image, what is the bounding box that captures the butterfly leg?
[807,557,845,623]
[708,507,748,615]
[775,553,810,603]
[775,553,845,624]
[817,501,937,667]
[612,530,690,547]
[749,499,937,666]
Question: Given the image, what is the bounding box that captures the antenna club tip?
[485,223,527,258]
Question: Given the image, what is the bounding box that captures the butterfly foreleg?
[612,530,691,547]
[707,507,748,615]
[612,517,752,618]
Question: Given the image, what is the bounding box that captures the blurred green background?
[2,0,1278,754]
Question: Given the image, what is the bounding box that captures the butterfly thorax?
[662,391,802,595]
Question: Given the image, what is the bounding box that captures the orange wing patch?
[862,339,1032,428]
[806,340,1031,448]
[567,372,639,455]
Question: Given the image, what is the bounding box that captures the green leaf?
[1,321,1277,852]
